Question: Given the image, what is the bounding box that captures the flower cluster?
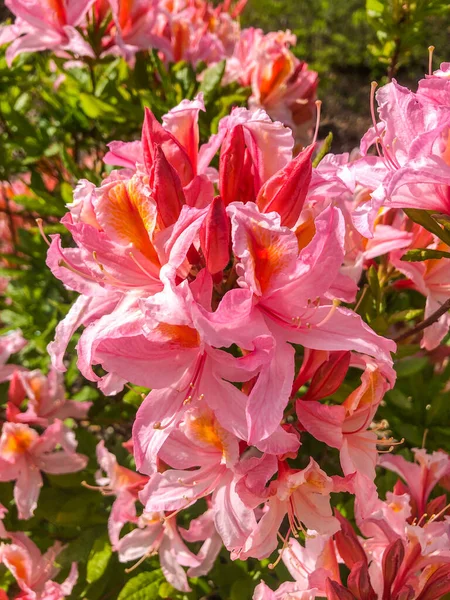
[0,331,89,598]
[255,448,450,599]
[0,0,318,146]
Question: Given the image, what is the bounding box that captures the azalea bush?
[0,1,450,600]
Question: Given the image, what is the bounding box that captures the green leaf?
[86,535,112,584]
[312,132,333,167]
[79,93,117,118]
[198,60,226,104]
[404,209,450,246]
[118,571,165,600]
[401,248,450,262]
[366,0,384,17]
[395,357,428,378]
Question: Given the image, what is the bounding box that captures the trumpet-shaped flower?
[0,421,88,519]
[0,329,26,383]
[116,512,200,592]
[0,533,78,600]
[91,441,148,547]
[0,0,95,65]
[6,367,91,426]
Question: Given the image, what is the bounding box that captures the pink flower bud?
[142,107,194,185]
[150,145,185,228]
[200,195,231,275]
[347,561,377,600]
[219,125,255,206]
[326,578,358,600]
[302,350,351,401]
[382,538,405,600]
[256,144,314,228]
[334,511,367,569]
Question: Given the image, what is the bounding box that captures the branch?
[394,298,450,343]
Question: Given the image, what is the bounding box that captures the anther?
[36,218,51,246]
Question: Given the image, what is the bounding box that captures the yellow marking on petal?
[188,415,224,453]
[2,428,36,457]
[344,368,383,412]
[106,180,160,266]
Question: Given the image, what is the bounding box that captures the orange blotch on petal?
[247,223,293,294]
[105,180,160,266]
[155,323,200,349]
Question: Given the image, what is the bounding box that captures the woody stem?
[394,298,450,343]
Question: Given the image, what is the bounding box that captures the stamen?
[369,82,398,170]
[416,513,428,527]
[312,100,322,145]
[36,219,51,247]
[129,251,157,281]
[428,502,450,524]
[315,299,341,328]
[124,548,157,573]
[269,528,292,570]
[428,46,435,76]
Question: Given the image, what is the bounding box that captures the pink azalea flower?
[358,79,450,215]
[0,0,95,66]
[108,0,173,61]
[0,329,27,383]
[252,580,318,600]
[6,367,91,426]
[240,458,341,560]
[224,28,318,148]
[391,244,450,349]
[139,406,258,553]
[228,200,395,442]
[0,533,78,600]
[0,421,88,519]
[379,448,450,517]
[179,507,222,578]
[116,512,200,592]
[280,533,341,596]
[297,364,391,482]
[89,441,148,548]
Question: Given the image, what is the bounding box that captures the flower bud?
[150,145,185,229]
[200,195,231,275]
[302,350,351,401]
[326,579,358,600]
[219,125,255,206]
[256,144,314,228]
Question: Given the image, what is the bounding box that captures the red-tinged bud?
[347,561,377,600]
[291,348,328,396]
[334,511,367,570]
[425,494,448,520]
[142,107,194,185]
[199,195,231,275]
[220,125,245,206]
[302,350,351,402]
[416,564,450,600]
[382,538,405,600]
[7,371,26,407]
[256,144,314,228]
[325,579,358,600]
[150,145,185,229]
[396,586,415,600]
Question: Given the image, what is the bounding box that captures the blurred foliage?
[242,0,450,79]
